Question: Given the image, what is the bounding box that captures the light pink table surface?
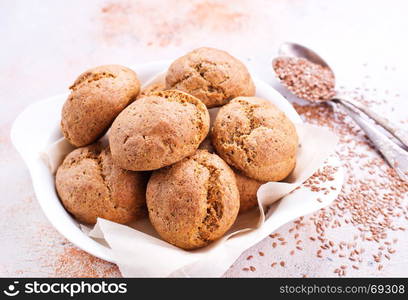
[1,0,407,277]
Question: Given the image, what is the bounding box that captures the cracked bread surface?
[165,47,255,108]
[55,143,147,224]
[61,65,140,147]
[146,150,240,250]
[212,97,298,182]
[109,90,210,171]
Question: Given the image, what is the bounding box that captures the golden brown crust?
[55,143,147,224]
[109,90,210,171]
[211,97,298,182]
[234,170,264,213]
[165,47,255,108]
[61,65,141,147]
[146,150,240,250]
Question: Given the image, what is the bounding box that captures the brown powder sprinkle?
[54,247,120,277]
[273,56,336,101]
[99,1,249,47]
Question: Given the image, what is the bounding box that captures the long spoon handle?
[335,98,408,149]
[335,100,408,181]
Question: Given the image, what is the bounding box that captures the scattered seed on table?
[280,261,285,267]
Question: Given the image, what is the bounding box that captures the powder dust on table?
[54,247,121,278]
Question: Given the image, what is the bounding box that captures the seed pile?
[227,68,407,277]
[273,56,336,101]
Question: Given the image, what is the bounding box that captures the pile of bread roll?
[56,47,298,250]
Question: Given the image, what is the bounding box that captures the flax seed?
[280,261,285,267]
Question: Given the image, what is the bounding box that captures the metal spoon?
[273,42,408,180]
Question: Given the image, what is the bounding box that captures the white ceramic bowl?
[11,61,323,263]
